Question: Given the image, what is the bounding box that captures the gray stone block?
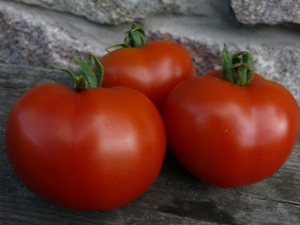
[8,0,237,25]
[231,0,300,25]
[0,1,110,69]
[9,0,161,25]
[8,0,208,25]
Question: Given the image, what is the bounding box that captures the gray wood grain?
[0,63,299,225]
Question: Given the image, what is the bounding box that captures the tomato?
[5,53,166,210]
[163,46,300,188]
[99,24,196,111]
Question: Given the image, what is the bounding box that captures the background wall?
[1,0,300,101]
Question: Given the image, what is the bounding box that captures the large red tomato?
[163,47,300,188]
[6,54,166,210]
[100,24,196,111]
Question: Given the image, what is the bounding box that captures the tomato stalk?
[221,45,255,86]
[52,53,103,92]
[105,23,147,51]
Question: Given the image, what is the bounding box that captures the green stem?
[221,45,255,86]
[52,53,104,92]
[106,23,147,51]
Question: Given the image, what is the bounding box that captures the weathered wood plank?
[0,63,299,225]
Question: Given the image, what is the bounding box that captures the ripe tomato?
[163,47,300,188]
[100,24,196,111]
[5,54,166,210]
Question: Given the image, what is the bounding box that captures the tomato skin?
[6,84,166,210]
[163,70,300,188]
[100,41,196,111]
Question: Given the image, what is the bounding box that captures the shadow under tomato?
[158,199,238,225]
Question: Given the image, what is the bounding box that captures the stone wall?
[1,0,300,101]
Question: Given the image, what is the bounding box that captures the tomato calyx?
[221,45,255,86]
[105,23,147,51]
[52,53,103,92]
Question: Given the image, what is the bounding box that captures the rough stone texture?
[1,0,300,102]
[0,3,94,69]
[9,0,210,25]
[231,0,300,25]
[0,0,230,70]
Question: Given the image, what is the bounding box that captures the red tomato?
[100,35,196,111]
[299,107,300,134]
[163,68,299,188]
[6,55,166,211]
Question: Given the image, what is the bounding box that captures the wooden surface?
[0,63,299,225]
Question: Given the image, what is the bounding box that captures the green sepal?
[221,45,255,86]
[52,52,104,92]
[51,65,80,91]
[221,45,235,83]
[124,23,146,48]
[89,53,104,87]
[105,23,147,51]
[73,57,98,89]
